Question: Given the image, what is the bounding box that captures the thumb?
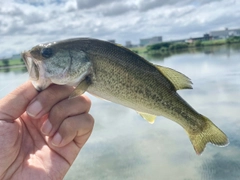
[0,81,38,121]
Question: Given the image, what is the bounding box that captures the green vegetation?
[226,36,240,44]
[130,46,147,55]
[130,36,240,55]
[201,39,226,46]
[0,58,24,67]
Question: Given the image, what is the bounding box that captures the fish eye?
[41,48,53,58]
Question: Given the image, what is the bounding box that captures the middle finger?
[41,95,91,137]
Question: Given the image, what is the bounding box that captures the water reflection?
[0,45,240,180]
[0,66,26,73]
[0,66,28,98]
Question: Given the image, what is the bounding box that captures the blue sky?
[0,0,240,58]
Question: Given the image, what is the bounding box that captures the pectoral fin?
[137,112,157,124]
[69,76,92,98]
[155,65,193,90]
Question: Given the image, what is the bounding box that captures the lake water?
[1,44,240,180]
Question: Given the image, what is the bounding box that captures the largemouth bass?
[22,38,228,154]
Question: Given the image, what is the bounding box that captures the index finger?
[0,81,38,121]
[26,84,75,119]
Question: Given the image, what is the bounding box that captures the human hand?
[0,81,94,180]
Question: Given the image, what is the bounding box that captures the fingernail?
[41,119,52,135]
[27,101,42,117]
[52,133,62,146]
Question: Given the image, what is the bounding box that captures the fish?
[22,38,228,154]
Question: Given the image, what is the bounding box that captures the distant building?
[140,36,162,46]
[108,39,115,43]
[11,54,21,59]
[210,28,240,39]
[203,33,211,40]
[125,41,132,48]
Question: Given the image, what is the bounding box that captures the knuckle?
[62,118,74,130]
[84,113,95,128]
[45,86,60,100]
[36,87,58,105]
[50,102,68,118]
[59,114,94,138]
[38,85,72,104]
[78,95,91,112]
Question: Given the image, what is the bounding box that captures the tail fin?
[188,115,229,155]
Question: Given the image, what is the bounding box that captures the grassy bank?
[130,36,240,55]
[0,58,24,67]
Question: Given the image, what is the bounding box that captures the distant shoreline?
[0,58,25,68]
[0,64,25,70]
[1,38,240,68]
[130,37,240,55]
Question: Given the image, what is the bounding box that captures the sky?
[0,0,240,58]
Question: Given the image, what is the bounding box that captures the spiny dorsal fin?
[137,111,157,124]
[155,65,193,91]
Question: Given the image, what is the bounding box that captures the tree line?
[146,36,240,53]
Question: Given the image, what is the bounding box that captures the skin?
[0,81,94,180]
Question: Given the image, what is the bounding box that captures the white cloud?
[0,0,239,58]
[76,0,114,9]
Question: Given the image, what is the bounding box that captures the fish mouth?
[22,51,39,81]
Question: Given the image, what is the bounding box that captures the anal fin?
[137,112,157,124]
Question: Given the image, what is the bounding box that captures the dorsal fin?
[155,65,193,91]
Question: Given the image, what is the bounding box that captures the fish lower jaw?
[32,79,52,91]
